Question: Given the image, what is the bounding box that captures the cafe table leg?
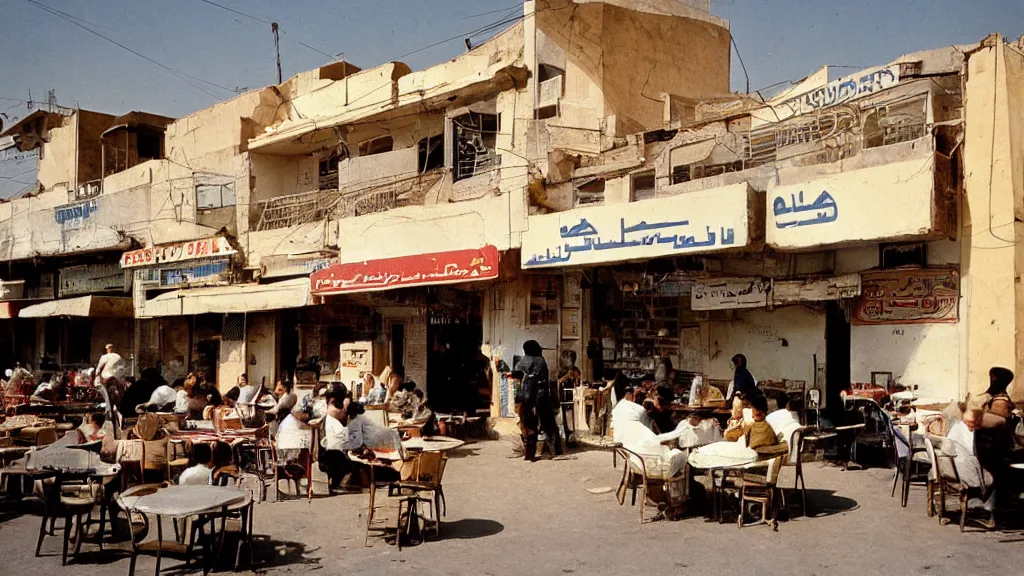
[155,517,163,576]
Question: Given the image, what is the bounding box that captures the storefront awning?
[311,246,500,296]
[139,278,314,318]
[18,295,134,318]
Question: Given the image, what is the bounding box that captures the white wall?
[837,240,963,402]
[706,306,825,387]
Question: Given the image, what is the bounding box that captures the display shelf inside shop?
[604,293,682,375]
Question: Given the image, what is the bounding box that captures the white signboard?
[753,64,901,128]
[767,156,936,250]
[521,183,753,269]
[59,263,130,297]
[692,278,771,311]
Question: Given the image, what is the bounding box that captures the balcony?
[250,169,446,232]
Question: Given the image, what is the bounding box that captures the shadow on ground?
[441,518,504,540]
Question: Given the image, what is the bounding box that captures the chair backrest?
[116,439,145,464]
[365,406,389,428]
[927,434,961,484]
[613,445,647,477]
[765,455,785,484]
[786,426,807,465]
[922,435,938,481]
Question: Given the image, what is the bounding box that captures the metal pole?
[272,23,282,84]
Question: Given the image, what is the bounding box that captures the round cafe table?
[688,442,759,523]
[401,436,466,453]
[127,485,246,573]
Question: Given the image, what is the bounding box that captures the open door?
[825,301,851,414]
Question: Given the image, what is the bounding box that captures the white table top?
[129,485,246,517]
[402,436,466,453]
[688,442,758,470]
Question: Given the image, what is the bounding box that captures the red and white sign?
[121,236,237,268]
[312,246,500,295]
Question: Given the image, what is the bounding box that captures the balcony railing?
[251,169,447,231]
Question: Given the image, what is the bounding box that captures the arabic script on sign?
[311,246,501,295]
[525,216,737,267]
[772,190,839,229]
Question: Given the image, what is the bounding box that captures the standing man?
[95,344,124,387]
[515,341,562,459]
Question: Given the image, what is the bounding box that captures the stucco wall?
[962,38,1022,397]
[837,241,963,402]
[36,114,80,192]
[601,5,729,135]
[337,193,521,262]
[482,277,560,381]
[246,312,278,388]
[706,306,825,388]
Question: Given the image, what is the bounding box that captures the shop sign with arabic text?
[311,246,500,295]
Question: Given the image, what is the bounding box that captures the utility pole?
[272,22,282,84]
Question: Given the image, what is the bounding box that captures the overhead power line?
[21,0,237,99]
[196,0,341,63]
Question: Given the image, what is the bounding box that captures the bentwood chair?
[34,471,99,566]
[613,445,685,524]
[393,451,448,538]
[738,455,785,529]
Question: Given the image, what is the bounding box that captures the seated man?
[77,412,112,442]
[178,442,214,485]
[674,410,723,449]
[138,381,180,413]
[765,393,802,450]
[388,381,418,414]
[947,408,997,528]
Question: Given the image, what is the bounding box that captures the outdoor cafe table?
[687,442,759,522]
[125,485,247,571]
[401,436,466,453]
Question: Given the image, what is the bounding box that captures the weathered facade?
[1,3,1020,416]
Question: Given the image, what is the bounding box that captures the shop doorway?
[390,322,406,370]
[825,301,851,413]
[426,291,484,414]
[191,314,222,387]
[280,317,300,382]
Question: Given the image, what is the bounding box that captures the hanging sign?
[312,246,500,295]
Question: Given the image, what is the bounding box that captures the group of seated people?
[608,371,799,518]
[319,381,405,493]
[359,366,435,430]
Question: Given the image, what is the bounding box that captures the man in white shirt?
[947,413,996,524]
[177,442,214,485]
[95,344,124,384]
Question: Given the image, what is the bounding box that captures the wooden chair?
[738,455,785,529]
[393,451,448,538]
[365,461,416,549]
[613,445,685,524]
[166,438,190,483]
[34,471,99,566]
[928,435,983,532]
[116,439,146,492]
[891,425,929,507]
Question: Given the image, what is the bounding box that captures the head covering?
[523,340,543,357]
[987,367,1014,396]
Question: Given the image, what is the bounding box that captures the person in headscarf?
[983,367,1015,418]
[726,354,758,400]
[514,341,562,458]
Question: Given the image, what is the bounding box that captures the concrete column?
[962,36,1024,399]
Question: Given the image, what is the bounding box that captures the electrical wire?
[21,0,237,99]
[195,0,340,63]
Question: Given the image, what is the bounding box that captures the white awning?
[19,295,134,318]
[139,278,315,318]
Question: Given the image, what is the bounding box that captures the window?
[357,136,394,157]
[670,165,691,185]
[574,178,605,207]
[453,112,500,182]
[196,182,236,209]
[863,97,927,149]
[529,276,560,325]
[631,172,656,202]
[319,148,346,190]
[137,131,162,161]
[880,243,926,269]
[417,134,444,173]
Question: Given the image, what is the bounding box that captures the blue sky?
[0,0,1021,196]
